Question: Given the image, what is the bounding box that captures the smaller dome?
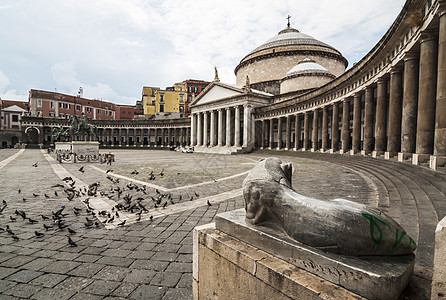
[285,58,333,77]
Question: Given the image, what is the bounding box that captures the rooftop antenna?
[78,87,83,98]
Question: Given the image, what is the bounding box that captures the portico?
[189,81,271,154]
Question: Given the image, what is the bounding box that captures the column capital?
[377,76,388,85]
[420,29,438,43]
[390,65,404,74]
[437,0,446,17]
[225,107,231,111]
[403,51,419,62]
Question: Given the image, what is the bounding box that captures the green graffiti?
[392,228,406,249]
[362,213,390,245]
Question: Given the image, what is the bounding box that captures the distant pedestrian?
[107,154,112,165]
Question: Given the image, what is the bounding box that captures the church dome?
[234,23,347,95]
[249,26,337,55]
[285,58,334,77]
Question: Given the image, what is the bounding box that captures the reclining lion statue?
[243,157,417,256]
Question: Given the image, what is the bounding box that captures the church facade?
[190,0,446,169]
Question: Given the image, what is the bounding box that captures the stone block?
[429,155,446,171]
[193,222,364,300]
[360,150,371,156]
[214,209,415,300]
[412,153,430,165]
[349,149,359,155]
[398,152,412,162]
[432,216,446,299]
[384,151,397,160]
[372,150,384,158]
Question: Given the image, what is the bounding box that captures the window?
[159,93,164,102]
[60,113,64,118]
[151,90,156,96]
[12,115,19,122]
[50,101,54,109]
[48,112,55,117]
[66,114,70,119]
[105,111,108,116]
[76,105,81,111]
[179,105,184,113]
[179,94,184,103]
[37,99,42,107]
[59,102,63,108]
[86,107,92,113]
[66,103,70,109]
[159,104,164,112]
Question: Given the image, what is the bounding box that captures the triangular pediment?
[3,105,26,112]
[191,82,244,107]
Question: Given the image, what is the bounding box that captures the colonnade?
[190,104,254,150]
[257,22,446,162]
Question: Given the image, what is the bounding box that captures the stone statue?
[69,114,97,140]
[243,157,417,256]
[213,66,220,82]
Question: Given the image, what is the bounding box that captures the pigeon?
[194,191,200,197]
[28,218,38,224]
[41,215,49,220]
[62,177,72,182]
[32,162,38,167]
[51,183,65,188]
[12,235,19,241]
[35,231,44,237]
[54,191,58,196]
[43,224,53,230]
[9,216,16,222]
[79,166,85,173]
[33,193,40,197]
[44,194,50,198]
[18,189,21,194]
[207,200,212,206]
[67,228,76,234]
[131,170,139,175]
[6,225,14,235]
[106,169,113,173]
[117,220,126,226]
[68,236,77,247]
[136,215,141,222]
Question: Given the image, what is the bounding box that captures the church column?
[352,94,362,152]
[234,106,241,147]
[226,108,232,147]
[161,128,166,147]
[210,111,216,146]
[218,109,223,146]
[322,106,329,151]
[435,4,446,155]
[285,116,291,150]
[269,119,274,149]
[155,128,159,147]
[126,128,130,147]
[277,117,282,150]
[312,109,319,151]
[387,68,403,155]
[363,87,375,153]
[303,111,310,150]
[243,105,251,148]
[294,114,301,150]
[341,99,350,153]
[416,30,437,155]
[375,78,388,154]
[190,113,196,147]
[196,113,202,146]
[140,128,144,147]
[331,102,340,151]
[401,54,419,154]
[203,112,208,146]
[186,127,190,146]
[118,128,122,147]
[168,128,172,146]
[261,120,265,149]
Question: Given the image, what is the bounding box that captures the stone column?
[190,113,196,147]
[285,116,291,150]
[218,109,223,146]
[375,78,388,153]
[294,114,301,150]
[140,129,144,147]
[234,107,241,147]
[352,94,362,152]
[332,102,339,151]
[186,127,190,146]
[435,5,446,155]
[243,105,251,148]
[261,120,265,149]
[303,112,310,150]
[416,30,438,154]
[363,87,375,153]
[269,119,274,149]
[387,68,403,154]
[341,99,350,152]
[203,112,208,146]
[277,117,282,149]
[210,111,216,146]
[401,54,419,154]
[322,106,329,151]
[312,109,319,151]
[226,108,232,147]
[118,128,122,146]
[161,128,166,147]
[168,128,172,146]
[197,113,202,146]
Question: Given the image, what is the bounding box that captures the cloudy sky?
[0,0,405,105]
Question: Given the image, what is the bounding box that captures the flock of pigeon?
[0,161,211,248]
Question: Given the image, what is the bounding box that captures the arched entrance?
[25,127,40,145]
[11,136,19,146]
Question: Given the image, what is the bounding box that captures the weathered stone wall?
[236,54,345,88]
[280,74,334,94]
[432,216,446,299]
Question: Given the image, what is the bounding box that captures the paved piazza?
[0,148,445,299]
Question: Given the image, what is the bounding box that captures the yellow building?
[142,83,186,118]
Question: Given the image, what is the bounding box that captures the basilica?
[20,0,446,170]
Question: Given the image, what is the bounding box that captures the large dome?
[286,58,334,77]
[249,27,337,55]
[235,25,347,95]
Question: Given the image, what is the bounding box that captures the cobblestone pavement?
[0,148,444,299]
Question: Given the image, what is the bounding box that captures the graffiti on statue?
[243,157,417,256]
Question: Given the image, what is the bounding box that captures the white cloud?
[0,69,28,100]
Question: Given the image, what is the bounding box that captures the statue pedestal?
[193,209,415,300]
[55,141,102,163]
